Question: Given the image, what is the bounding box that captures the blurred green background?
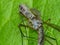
[0,0,60,45]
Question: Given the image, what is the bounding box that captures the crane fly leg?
[18,24,37,41]
[45,38,53,45]
[18,22,55,45]
[18,24,56,41]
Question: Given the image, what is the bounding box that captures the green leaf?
[0,0,60,45]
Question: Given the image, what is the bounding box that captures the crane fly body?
[19,4,42,30]
[18,4,60,45]
[19,4,44,45]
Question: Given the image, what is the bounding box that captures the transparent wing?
[30,8,60,32]
[30,8,41,18]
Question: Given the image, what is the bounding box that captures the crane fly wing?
[30,8,60,32]
[30,8,40,15]
[30,8,41,18]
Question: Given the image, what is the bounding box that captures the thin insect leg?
[43,21,60,32]
[54,37,58,45]
[53,33,58,45]
[19,23,56,45]
[19,13,29,42]
[18,24,24,45]
[18,24,37,41]
[45,38,53,45]
[20,24,56,41]
[19,13,30,38]
[19,24,55,45]
[19,23,56,40]
[19,14,28,45]
[21,30,23,45]
[19,23,55,45]
[45,35,56,40]
[19,13,29,38]
[19,24,54,45]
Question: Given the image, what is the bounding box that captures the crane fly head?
[19,4,28,14]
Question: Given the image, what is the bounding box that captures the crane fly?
[18,4,60,45]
